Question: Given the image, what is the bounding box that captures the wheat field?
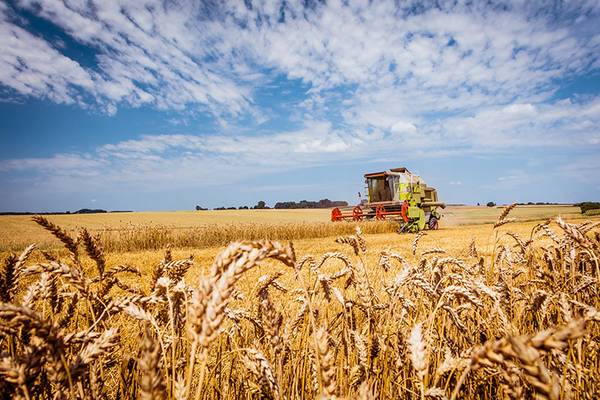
[0,205,583,252]
[0,206,599,399]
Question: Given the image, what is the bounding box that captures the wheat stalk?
[138,326,166,400]
[241,348,280,399]
[412,231,427,255]
[315,325,337,397]
[32,216,79,263]
[494,203,517,228]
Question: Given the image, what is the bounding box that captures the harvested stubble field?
[0,205,599,399]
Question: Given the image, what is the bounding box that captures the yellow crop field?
[1,205,599,399]
[0,205,584,252]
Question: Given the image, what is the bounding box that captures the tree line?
[196,199,348,211]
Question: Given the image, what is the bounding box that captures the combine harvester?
[331,167,445,232]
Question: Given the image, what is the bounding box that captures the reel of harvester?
[330,167,445,232]
[331,206,364,222]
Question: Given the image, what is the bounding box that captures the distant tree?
[195,205,201,211]
[273,199,348,209]
[75,209,107,214]
[238,206,249,210]
[476,203,480,206]
[486,201,496,207]
[254,200,267,209]
[575,202,600,214]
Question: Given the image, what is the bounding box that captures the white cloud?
[3,0,254,117]
[0,154,106,173]
[3,92,598,194]
[2,0,598,122]
[437,98,600,147]
[0,120,360,191]
[0,4,96,106]
[234,2,597,101]
[390,121,417,135]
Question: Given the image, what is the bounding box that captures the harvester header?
[331,167,445,232]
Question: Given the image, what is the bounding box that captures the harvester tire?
[428,216,439,230]
[401,201,409,223]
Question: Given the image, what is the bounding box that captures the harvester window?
[368,177,392,202]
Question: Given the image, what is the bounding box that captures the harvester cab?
[331,167,445,232]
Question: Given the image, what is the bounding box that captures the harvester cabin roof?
[364,167,411,178]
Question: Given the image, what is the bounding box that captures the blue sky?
[0,0,599,212]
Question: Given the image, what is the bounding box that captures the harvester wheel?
[401,201,409,223]
[331,207,343,222]
[375,205,385,220]
[352,206,364,221]
[428,216,439,230]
